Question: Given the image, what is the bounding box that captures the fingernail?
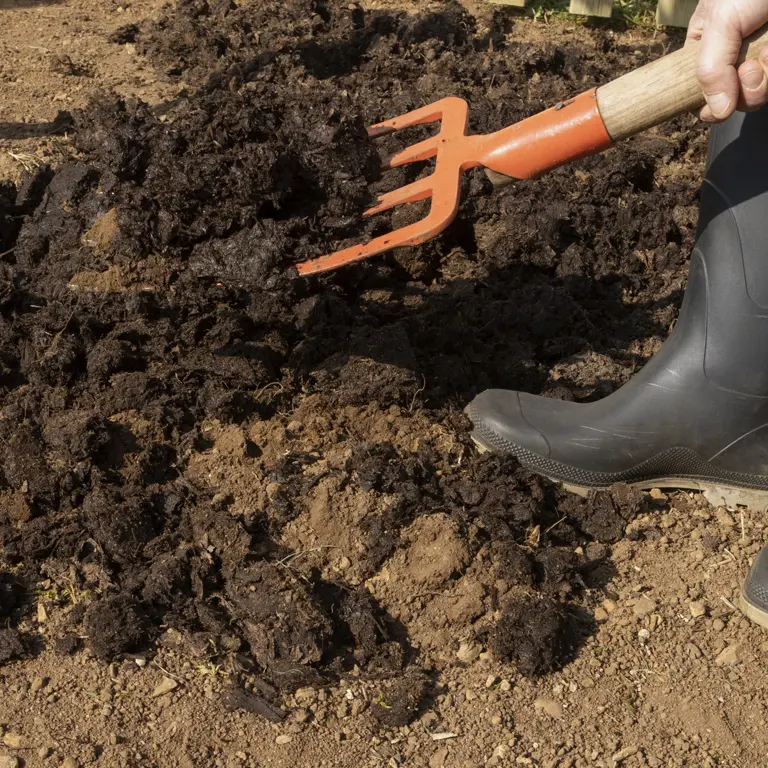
[705,92,731,118]
[741,68,766,91]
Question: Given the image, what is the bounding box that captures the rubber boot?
[741,544,768,628]
[467,105,768,510]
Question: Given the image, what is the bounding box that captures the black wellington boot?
[467,105,768,510]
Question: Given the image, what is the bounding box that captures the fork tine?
[367,97,466,138]
[381,136,440,170]
[296,211,452,277]
[363,176,433,216]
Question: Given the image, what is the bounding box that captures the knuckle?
[696,61,722,86]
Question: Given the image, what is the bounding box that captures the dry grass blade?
[7,151,45,173]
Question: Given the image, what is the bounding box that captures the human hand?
[688,0,768,121]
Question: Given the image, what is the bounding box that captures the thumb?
[697,18,744,121]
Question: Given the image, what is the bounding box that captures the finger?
[738,59,768,111]
[686,2,706,44]
[697,16,744,121]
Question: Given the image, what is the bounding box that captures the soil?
[2,1,768,767]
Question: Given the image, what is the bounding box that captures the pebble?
[151,677,178,698]
[429,747,449,768]
[2,734,22,749]
[594,607,609,623]
[275,734,293,745]
[62,759,79,768]
[499,679,511,692]
[485,674,498,689]
[602,599,617,614]
[31,676,48,693]
[38,746,52,758]
[689,601,706,618]
[649,488,667,501]
[716,508,735,527]
[533,698,564,719]
[712,618,725,632]
[612,746,638,763]
[633,595,656,617]
[716,644,743,666]
[456,642,481,663]
[294,687,316,703]
[0,757,20,768]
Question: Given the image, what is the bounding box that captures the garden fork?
[296,24,768,277]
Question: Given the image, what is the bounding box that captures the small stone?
[602,599,617,613]
[62,759,79,768]
[633,595,655,618]
[690,601,706,618]
[638,628,651,643]
[490,715,502,726]
[649,488,667,501]
[294,687,316,702]
[456,642,481,663]
[31,676,48,693]
[151,677,179,698]
[37,603,48,623]
[108,733,118,746]
[533,698,563,719]
[715,644,743,666]
[485,674,498,688]
[716,508,735,527]
[612,746,638,763]
[499,680,511,692]
[275,734,293,745]
[2,734,22,749]
[0,756,20,768]
[429,747,449,768]
[594,607,609,623]
[337,556,351,571]
[38,746,52,759]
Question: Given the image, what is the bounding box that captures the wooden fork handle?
[598,23,768,141]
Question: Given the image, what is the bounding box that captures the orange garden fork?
[296,26,768,277]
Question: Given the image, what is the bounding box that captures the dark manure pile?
[0,0,702,720]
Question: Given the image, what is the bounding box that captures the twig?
[409,375,427,413]
[151,661,185,685]
[721,596,738,612]
[545,515,568,534]
[277,545,342,565]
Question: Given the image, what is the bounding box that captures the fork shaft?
[476,89,612,182]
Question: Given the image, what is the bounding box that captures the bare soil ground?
[1,2,768,768]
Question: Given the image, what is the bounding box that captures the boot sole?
[739,588,768,630]
[469,432,768,511]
